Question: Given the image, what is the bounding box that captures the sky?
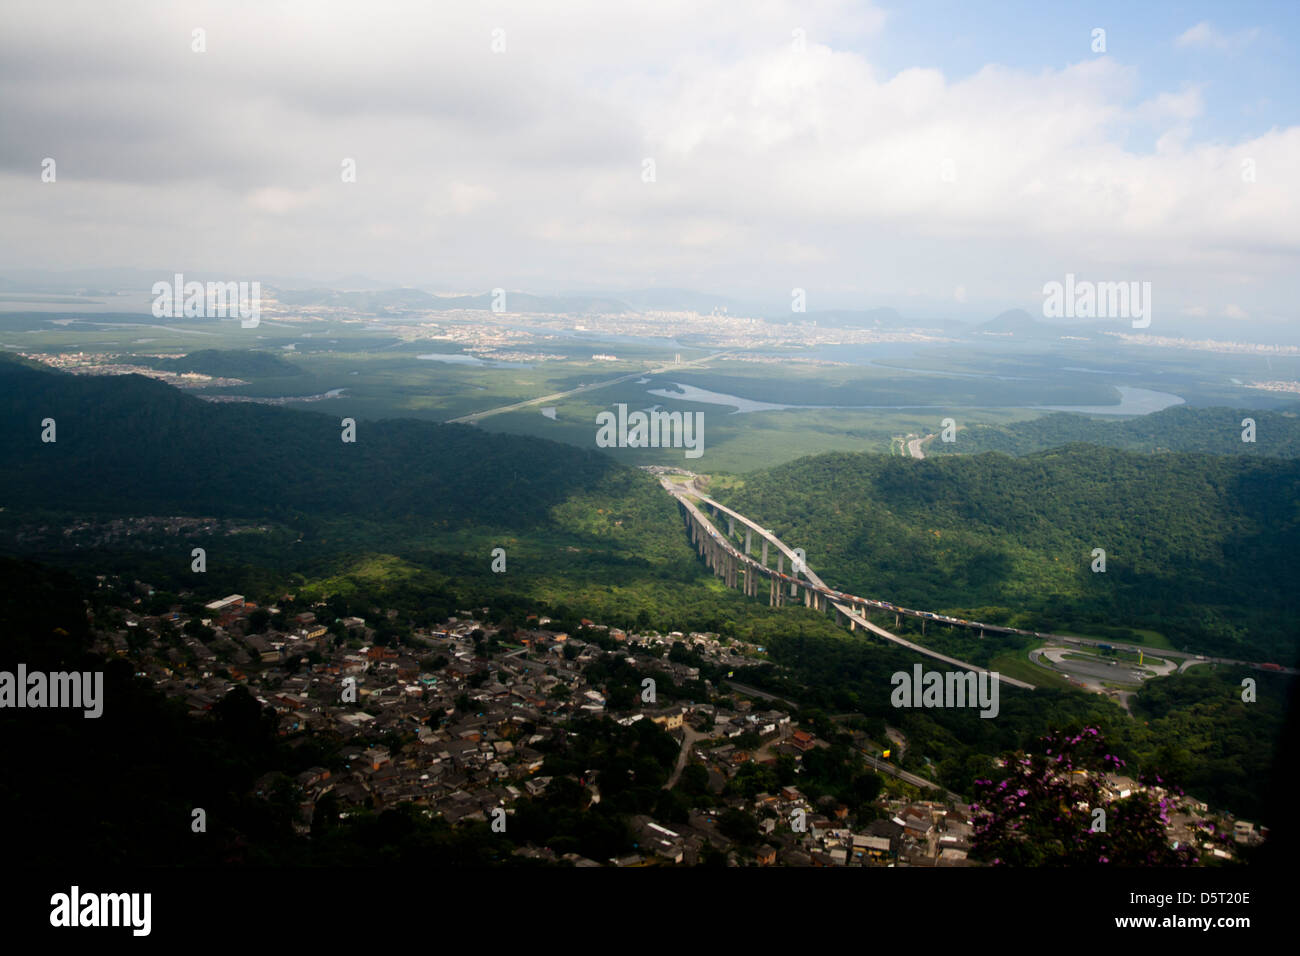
[1,0,1297,326]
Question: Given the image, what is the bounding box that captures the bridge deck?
[667,482,1034,690]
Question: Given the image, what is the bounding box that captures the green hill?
[0,353,617,528]
[714,446,1300,660]
[929,405,1300,458]
[139,349,303,379]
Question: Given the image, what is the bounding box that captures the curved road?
[663,479,1296,680]
[671,482,1034,690]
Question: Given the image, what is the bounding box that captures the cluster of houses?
[86,579,1260,866]
[1093,771,1254,861]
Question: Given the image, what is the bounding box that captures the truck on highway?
[1260,662,1283,672]
[1097,643,1113,652]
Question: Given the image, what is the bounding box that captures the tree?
[605,683,635,710]
[970,727,1200,867]
[718,808,760,845]
[677,763,711,797]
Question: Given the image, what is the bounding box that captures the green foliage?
[928,406,1300,459]
[970,727,1208,866]
[137,349,303,379]
[717,445,1300,660]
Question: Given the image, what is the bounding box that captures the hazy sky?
[1,0,1297,323]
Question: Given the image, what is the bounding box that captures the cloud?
[1174,22,1259,52]
[0,0,1293,319]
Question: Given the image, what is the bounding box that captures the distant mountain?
[594,288,749,314]
[969,308,1051,337]
[968,308,1149,341]
[323,274,390,291]
[269,287,442,311]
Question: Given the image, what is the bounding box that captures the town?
[82,575,1257,867]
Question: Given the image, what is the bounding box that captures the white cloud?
[447,183,498,216]
[0,0,1293,318]
[1174,22,1259,52]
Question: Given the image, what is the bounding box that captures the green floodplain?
[8,308,1298,473]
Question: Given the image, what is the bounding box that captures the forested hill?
[928,404,1300,458]
[137,348,303,378]
[0,354,622,529]
[715,447,1300,660]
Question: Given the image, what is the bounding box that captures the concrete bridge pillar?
[745,528,751,555]
[895,613,901,629]
[728,515,734,538]
[777,554,784,574]
[761,540,768,566]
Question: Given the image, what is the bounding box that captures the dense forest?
[0,353,618,529]
[928,404,1300,458]
[714,446,1300,660]
[729,622,1291,823]
[137,348,304,378]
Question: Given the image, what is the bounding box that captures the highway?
[446,351,732,424]
[667,481,1034,688]
[861,751,958,797]
[663,479,1296,679]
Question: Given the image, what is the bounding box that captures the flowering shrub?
[970,727,1197,866]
